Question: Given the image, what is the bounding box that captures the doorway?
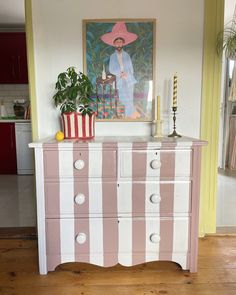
[0,1,36,236]
[217,56,236,233]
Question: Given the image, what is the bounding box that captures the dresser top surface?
[29,136,207,149]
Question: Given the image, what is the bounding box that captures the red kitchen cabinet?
[0,123,17,174]
[0,33,28,84]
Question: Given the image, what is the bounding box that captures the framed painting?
[83,19,156,121]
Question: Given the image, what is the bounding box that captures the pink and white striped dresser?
[29,136,206,274]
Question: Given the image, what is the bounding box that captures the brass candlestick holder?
[168,106,181,138]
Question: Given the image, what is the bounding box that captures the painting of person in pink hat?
[101,22,138,118]
[84,20,155,121]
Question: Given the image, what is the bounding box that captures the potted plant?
[52,66,95,139]
[217,20,236,60]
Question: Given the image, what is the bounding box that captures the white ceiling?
[0,0,25,27]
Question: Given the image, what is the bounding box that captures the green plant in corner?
[52,66,94,115]
[217,20,236,60]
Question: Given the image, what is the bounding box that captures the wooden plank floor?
[0,236,236,294]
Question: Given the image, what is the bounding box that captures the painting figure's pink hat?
[101,22,138,46]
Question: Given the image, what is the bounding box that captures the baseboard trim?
[0,226,37,239]
[216,226,236,235]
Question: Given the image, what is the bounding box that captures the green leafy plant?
[217,20,236,59]
[52,67,94,115]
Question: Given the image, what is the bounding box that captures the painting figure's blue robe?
[109,50,137,117]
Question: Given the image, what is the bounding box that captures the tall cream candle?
[154,96,157,120]
[173,74,177,108]
[157,95,160,120]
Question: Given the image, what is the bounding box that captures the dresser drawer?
[120,149,192,178]
[43,149,117,179]
[45,217,188,266]
[118,181,191,214]
[45,181,118,217]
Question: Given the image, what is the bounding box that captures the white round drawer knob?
[74,159,85,170]
[150,160,161,170]
[76,233,86,244]
[150,194,161,204]
[74,193,85,205]
[150,233,161,244]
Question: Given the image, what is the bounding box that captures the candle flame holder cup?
[153,119,163,138]
[168,106,182,138]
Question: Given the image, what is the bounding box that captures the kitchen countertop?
[0,119,31,123]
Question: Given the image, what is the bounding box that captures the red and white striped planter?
[61,112,95,139]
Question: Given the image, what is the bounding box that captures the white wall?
[225,0,236,23]
[0,0,25,27]
[31,0,204,139]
